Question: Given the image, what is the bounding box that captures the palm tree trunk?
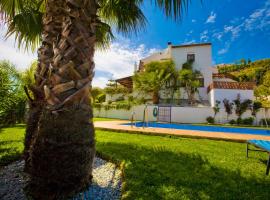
[24,0,65,173]
[28,0,97,198]
[153,91,159,104]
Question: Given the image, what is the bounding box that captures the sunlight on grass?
[93,117,120,122]
[1,126,270,199]
[0,125,25,166]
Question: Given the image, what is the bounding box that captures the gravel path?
[0,157,122,200]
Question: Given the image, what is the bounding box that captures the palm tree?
[1,0,192,198]
[133,60,176,104]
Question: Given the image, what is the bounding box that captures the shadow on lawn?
[0,140,22,166]
[97,142,270,200]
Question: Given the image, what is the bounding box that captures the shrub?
[206,116,215,124]
[236,118,242,125]
[241,117,254,125]
[260,118,270,126]
[229,119,236,125]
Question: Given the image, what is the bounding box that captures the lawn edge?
[95,127,247,143]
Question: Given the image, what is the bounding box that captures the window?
[187,54,195,62]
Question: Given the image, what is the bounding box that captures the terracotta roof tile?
[207,81,255,93]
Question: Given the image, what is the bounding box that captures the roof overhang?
[207,81,256,93]
[115,76,133,90]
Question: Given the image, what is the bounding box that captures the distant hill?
[218,59,270,107]
[218,59,270,85]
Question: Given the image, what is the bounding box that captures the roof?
[171,43,211,48]
[115,76,133,90]
[207,81,255,93]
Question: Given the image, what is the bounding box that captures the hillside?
[218,59,270,84]
[218,59,270,106]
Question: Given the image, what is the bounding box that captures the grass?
[96,130,270,199]
[1,125,270,199]
[93,117,120,122]
[0,125,25,166]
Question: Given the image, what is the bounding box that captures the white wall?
[171,45,212,100]
[210,89,254,107]
[94,105,158,122]
[94,106,269,124]
[171,45,212,83]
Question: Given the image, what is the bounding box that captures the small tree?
[178,69,202,105]
[223,99,233,121]
[133,60,176,104]
[213,100,221,122]
[91,87,105,103]
[233,95,252,123]
[254,72,270,127]
[250,101,262,125]
[0,61,26,125]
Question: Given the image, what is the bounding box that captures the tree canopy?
[0,60,26,125]
[133,60,176,104]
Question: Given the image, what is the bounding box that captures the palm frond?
[0,0,44,51]
[152,0,191,20]
[6,8,42,51]
[98,0,147,35]
[95,20,115,50]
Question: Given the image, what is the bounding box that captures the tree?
[213,100,220,122]
[178,68,202,105]
[0,61,26,125]
[91,87,105,103]
[133,60,176,104]
[250,101,262,125]
[223,99,233,121]
[233,94,252,123]
[254,71,270,127]
[1,0,192,198]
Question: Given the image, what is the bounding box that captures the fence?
[94,105,270,124]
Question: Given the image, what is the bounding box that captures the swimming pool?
[124,122,270,136]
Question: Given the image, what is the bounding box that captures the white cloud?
[191,19,196,23]
[92,76,110,88]
[0,25,157,88]
[205,11,217,24]
[200,30,209,41]
[218,43,230,55]
[182,39,196,44]
[93,40,160,88]
[214,0,270,46]
[212,32,223,41]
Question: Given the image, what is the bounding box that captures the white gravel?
[0,157,122,200]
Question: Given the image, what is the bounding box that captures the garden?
[1,123,270,199]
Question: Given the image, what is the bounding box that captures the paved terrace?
[94,120,270,142]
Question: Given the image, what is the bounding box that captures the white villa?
[114,42,255,108]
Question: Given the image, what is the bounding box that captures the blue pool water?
[124,122,270,136]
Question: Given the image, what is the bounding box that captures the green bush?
[229,119,236,125]
[241,117,254,125]
[206,116,215,124]
[236,118,242,125]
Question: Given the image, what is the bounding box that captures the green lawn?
[1,125,270,199]
[93,117,120,122]
[0,125,25,166]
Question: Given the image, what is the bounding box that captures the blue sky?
[128,0,270,64]
[0,0,270,87]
